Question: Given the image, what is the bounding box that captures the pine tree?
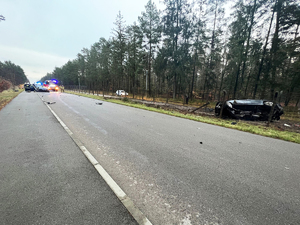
[111,11,127,91]
[162,0,190,99]
[126,23,144,98]
[139,0,162,97]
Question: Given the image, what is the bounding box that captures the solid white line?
[44,100,152,225]
[46,104,73,135]
[94,164,126,199]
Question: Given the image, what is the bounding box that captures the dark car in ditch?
[215,99,284,121]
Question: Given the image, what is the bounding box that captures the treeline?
[42,0,300,106]
[0,61,28,90]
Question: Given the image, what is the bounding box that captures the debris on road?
[96,102,103,105]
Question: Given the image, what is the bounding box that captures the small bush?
[122,97,130,102]
[0,78,12,92]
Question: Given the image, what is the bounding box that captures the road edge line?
[44,103,153,225]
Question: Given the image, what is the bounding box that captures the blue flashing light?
[51,79,58,84]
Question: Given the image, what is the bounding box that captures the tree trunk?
[253,3,276,99]
[269,0,283,100]
[240,0,257,92]
[233,60,242,99]
[190,52,197,100]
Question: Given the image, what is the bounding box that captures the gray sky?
[0,0,163,83]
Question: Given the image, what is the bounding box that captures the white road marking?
[43,96,152,225]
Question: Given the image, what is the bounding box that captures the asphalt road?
[3,91,300,225]
[0,91,138,225]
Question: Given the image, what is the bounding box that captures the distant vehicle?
[33,83,49,92]
[215,99,284,121]
[44,80,59,91]
[48,83,59,91]
[24,83,35,91]
[116,90,128,96]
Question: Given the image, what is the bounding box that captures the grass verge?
[0,89,23,111]
[66,91,300,144]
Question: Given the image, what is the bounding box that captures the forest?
[0,61,28,92]
[41,0,300,106]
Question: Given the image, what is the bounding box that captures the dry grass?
[281,106,300,122]
[0,89,22,111]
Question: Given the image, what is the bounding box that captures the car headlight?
[264,101,273,106]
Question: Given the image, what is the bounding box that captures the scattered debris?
[189,102,210,113]
[200,142,203,144]
[96,102,103,105]
[277,126,284,131]
[231,122,237,125]
[47,102,56,104]
[284,124,291,127]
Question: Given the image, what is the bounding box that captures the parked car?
[33,83,49,92]
[215,99,284,121]
[24,83,35,91]
[24,83,31,91]
[116,90,128,96]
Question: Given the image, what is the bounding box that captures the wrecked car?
[215,99,284,121]
[33,83,49,92]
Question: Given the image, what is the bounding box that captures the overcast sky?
[0,0,163,83]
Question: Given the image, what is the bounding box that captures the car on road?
[24,83,35,91]
[48,83,59,91]
[44,80,59,91]
[116,90,128,96]
[215,99,284,121]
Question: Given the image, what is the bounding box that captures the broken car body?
[215,99,284,121]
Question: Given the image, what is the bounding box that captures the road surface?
[4,91,300,225]
[0,91,139,225]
